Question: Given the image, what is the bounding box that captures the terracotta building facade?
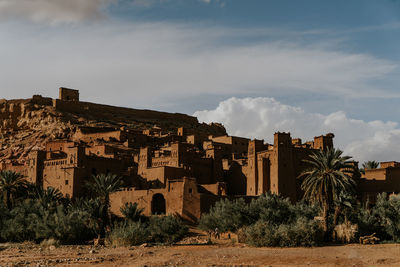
[2,88,387,222]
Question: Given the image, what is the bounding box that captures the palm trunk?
[100,195,111,238]
[333,206,341,226]
[6,190,11,210]
[322,203,328,233]
[322,201,332,241]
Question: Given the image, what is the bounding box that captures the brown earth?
[0,97,226,164]
[1,237,400,267]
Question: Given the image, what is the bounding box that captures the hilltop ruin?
[1,88,395,221]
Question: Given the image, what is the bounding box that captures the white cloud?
[0,0,113,24]
[0,22,397,110]
[194,97,400,163]
[199,0,225,7]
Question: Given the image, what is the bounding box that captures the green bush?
[108,221,149,246]
[0,199,41,242]
[245,218,324,247]
[0,199,95,244]
[373,193,400,241]
[120,202,145,222]
[68,198,105,236]
[32,205,96,244]
[0,202,9,242]
[199,194,319,233]
[148,215,188,244]
[198,198,252,232]
[249,194,297,224]
[107,215,188,246]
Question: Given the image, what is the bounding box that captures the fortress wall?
[53,99,199,126]
[31,95,53,106]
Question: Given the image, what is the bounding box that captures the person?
[214,227,220,239]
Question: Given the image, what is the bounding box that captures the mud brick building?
[2,87,391,221]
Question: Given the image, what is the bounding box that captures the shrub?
[373,193,400,241]
[333,221,358,243]
[120,202,145,222]
[249,193,297,225]
[40,238,61,248]
[148,215,188,244]
[199,194,319,234]
[245,218,324,247]
[108,215,188,246]
[198,198,252,232]
[0,199,41,242]
[352,193,400,242]
[108,221,149,246]
[68,198,105,236]
[0,202,9,242]
[353,205,381,238]
[32,205,96,244]
[1,199,96,244]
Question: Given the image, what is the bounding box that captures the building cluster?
[1,88,398,221]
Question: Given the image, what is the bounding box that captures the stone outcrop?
[0,91,226,165]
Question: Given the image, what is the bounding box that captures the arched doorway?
[151,193,166,215]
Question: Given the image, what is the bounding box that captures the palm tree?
[86,173,123,237]
[69,198,106,237]
[299,148,356,237]
[0,170,27,209]
[121,202,145,221]
[31,186,64,209]
[360,160,379,174]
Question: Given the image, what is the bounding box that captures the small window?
[65,180,69,185]
[189,188,193,194]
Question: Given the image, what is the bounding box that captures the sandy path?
[1,242,400,267]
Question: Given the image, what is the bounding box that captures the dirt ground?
[1,234,400,267]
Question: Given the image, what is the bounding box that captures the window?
[65,180,69,185]
[189,188,193,194]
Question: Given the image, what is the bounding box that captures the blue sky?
[2,0,400,161]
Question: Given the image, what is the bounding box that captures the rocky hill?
[0,94,226,164]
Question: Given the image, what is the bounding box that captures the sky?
[1,0,400,162]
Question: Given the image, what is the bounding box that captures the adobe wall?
[52,99,199,127]
[139,166,186,185]
[74,130,124,142]
[59,87,79,102]
[380,161,400,168]
[211,136,250,156]
[110,178,201,222]
[360,167,400,203]
[43,160,76,198]
[46,140,75,152]
[364,168,387,180]
[225,160,247,195]
[31,95,53,106]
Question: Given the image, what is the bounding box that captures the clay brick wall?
[380,161,400,168]
[31,95,53,106]
[110,178,201,222]
[59,87,79,102]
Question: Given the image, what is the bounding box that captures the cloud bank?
[194,97,400,163]
[0,0,113,24]
[0,22,397,110]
